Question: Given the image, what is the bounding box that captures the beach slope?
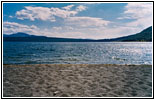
[3,64,152,97]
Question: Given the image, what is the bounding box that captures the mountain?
[3,32,36,37]
[3,26,152,42]
[97,26,152,42]
[3,34,8,37]
[3,32,94,42]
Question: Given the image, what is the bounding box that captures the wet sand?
[3,64,152,97]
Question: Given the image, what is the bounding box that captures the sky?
[3,2,153,39]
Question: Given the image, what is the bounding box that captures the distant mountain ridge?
[3,26,152,42]
[3,32,94,42]
[3,32,37,37]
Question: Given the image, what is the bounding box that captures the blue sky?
[3,2,153,39]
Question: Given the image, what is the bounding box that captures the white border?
[1,1,154,99]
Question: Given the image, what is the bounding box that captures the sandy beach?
[3,64,152,97]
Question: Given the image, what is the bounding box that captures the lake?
[3,42,152,65]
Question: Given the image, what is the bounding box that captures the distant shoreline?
[3,41,152,42]
[3,64,152,66]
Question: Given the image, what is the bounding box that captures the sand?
[3,64,152,97]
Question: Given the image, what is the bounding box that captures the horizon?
[3,2,153,39]
[3,25,152,40]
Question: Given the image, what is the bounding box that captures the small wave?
[24,60,38,64]
[112,56,126,61]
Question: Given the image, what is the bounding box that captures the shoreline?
[3,64,152,97]
[3,64,152,66]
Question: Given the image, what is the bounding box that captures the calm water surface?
[3,42,152,65]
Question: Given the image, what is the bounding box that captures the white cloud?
[65,17,110,27]
[62,5,74,10]
[118,3,152,30]
[16,6,56,22]
[118,3,152,19]
[43,25,140,39]
[124,3,152,19]
[3,22,39,35]
[126,17,152,28]
[50,7,77,18]
[52,27,62,30]
[9,15,13,18]
[16,5,87,22]
[76,5,87,11]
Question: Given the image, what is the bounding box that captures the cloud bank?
[16,5,87,22]
[118,3,152,29]
[3,22,39,35]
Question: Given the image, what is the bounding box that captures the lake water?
[3,42,152,65]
